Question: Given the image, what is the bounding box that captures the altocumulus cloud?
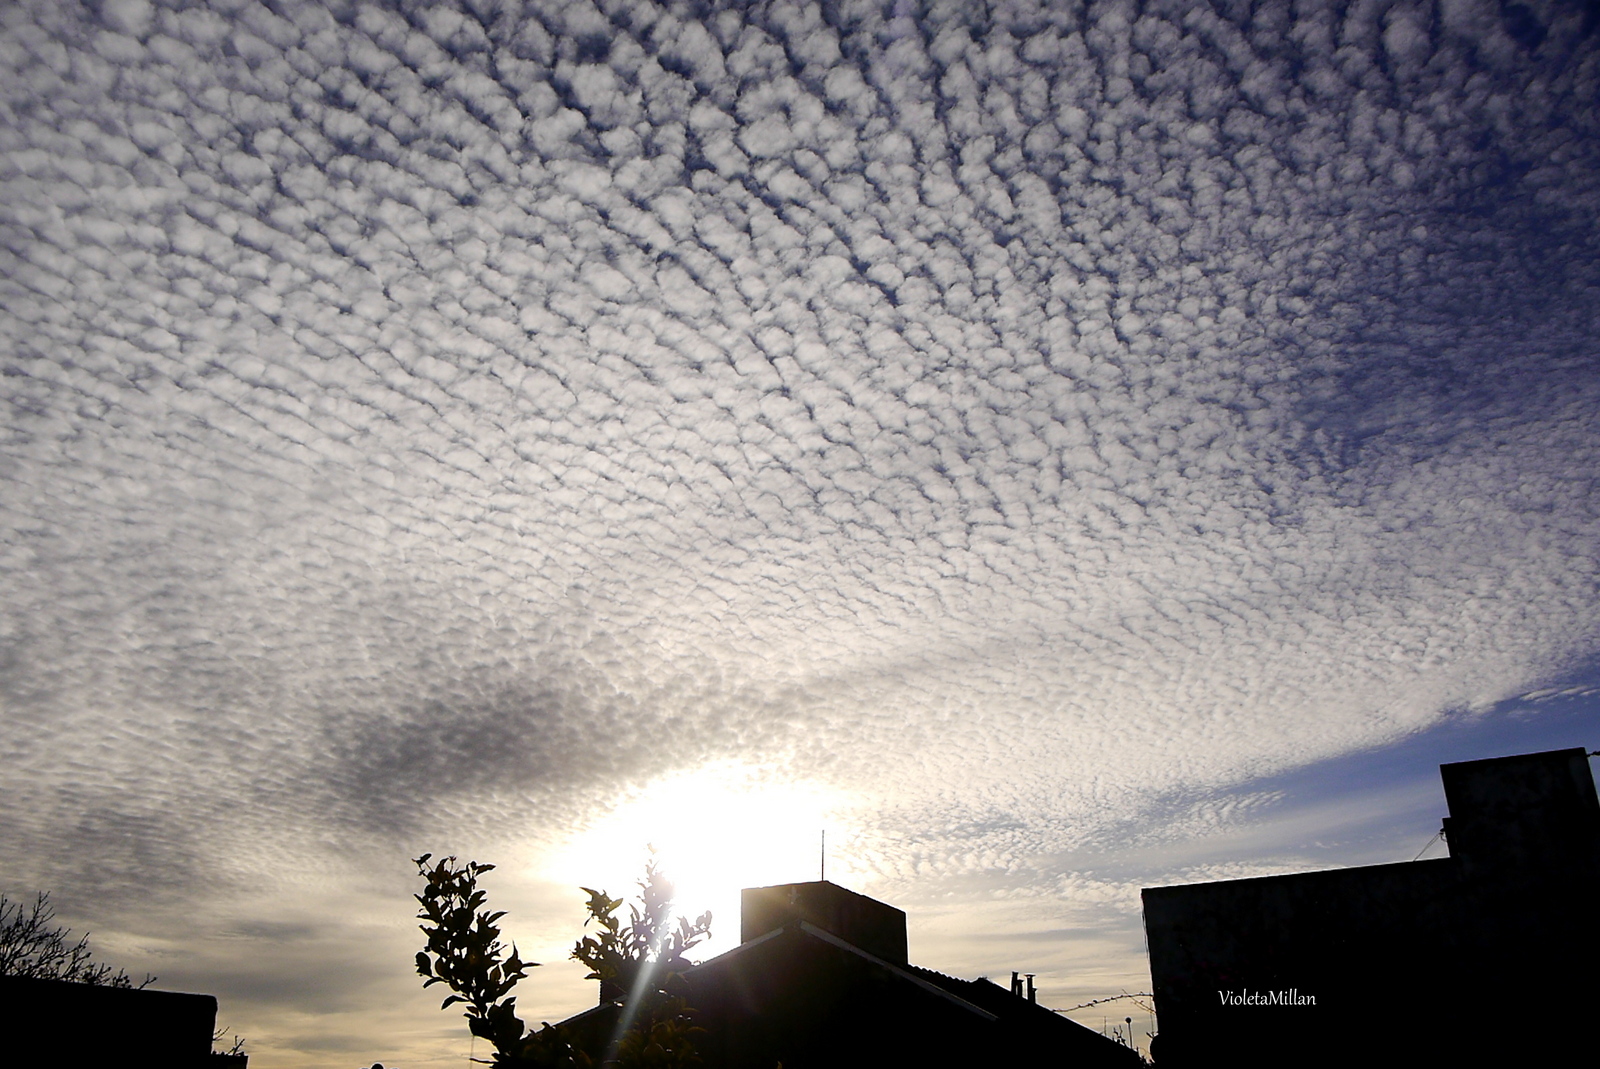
[2,0,1599,1047]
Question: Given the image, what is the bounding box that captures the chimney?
[1026,973,1036,1003]
[1010,971,1022,998]
[740,881,908,964]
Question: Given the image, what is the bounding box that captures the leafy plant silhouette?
[414,853,711,1068]
[413,854,575,1067]
[571,855,710,1002]
[571,855,710,1068]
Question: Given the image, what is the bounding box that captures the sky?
[1,0,1598,1063]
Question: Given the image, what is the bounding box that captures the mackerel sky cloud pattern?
[2,0,1599,1056]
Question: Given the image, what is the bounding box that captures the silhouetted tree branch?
[571,856,710,1068]
[0,891,154,989]
[572,855,711,1004]
[413,853,580,1067]
[414,853,713,1068]
[213,1024,248,1057]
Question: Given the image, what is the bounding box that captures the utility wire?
[1408,832,1446,864]
[1056,991,1155,1012]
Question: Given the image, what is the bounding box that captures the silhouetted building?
[561,880,1142,1068]
[1142,747,1600,1067]
[0,974,245,1067]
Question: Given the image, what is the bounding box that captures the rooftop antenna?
[820,829,825,881]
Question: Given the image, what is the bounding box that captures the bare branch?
[0,891,154,989]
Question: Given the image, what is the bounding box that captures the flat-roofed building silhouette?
[0,974,245,1067]
[1142,747,1600,1067]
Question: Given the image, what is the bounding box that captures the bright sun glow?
[544,762,862,955]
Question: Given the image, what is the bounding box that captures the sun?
[545,762,860,954]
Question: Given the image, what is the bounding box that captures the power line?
[1411,829,1444,862]
[1056,991,1154,1012]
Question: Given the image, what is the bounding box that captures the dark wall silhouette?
[1142,748,1600,1067]
[0,974,234,1067]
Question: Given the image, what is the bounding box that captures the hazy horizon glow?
[2,0,1598,1064]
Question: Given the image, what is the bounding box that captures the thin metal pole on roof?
[820,829,825,881]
